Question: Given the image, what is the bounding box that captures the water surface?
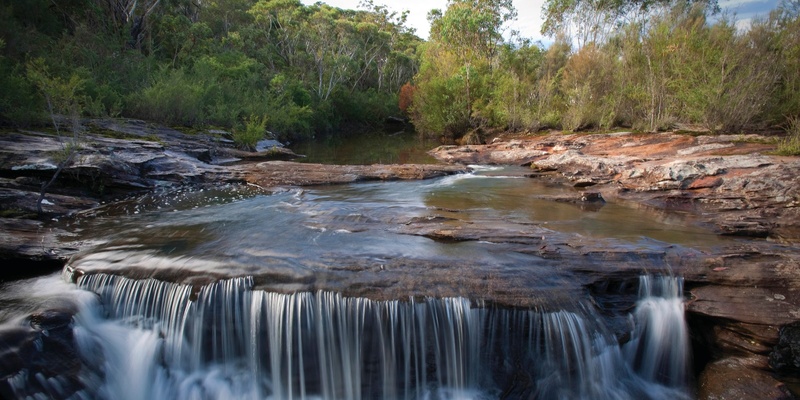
[289,130,439,165]
[0,166,726,399]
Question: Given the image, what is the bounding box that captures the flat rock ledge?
[0,120,467,269]
[234,161,466,187]
[3,123,800,399]
[431,132,800,242]
[430,130,800,399]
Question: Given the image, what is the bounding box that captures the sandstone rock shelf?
[429,130,800,399]
[2,122,799,399]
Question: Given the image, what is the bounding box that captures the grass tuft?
[776,117,800,156]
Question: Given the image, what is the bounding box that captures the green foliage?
[128,68,207,126]
[0,56,45,126]
[412,0,798,137]
[412,0,517,139]
[541,0,719,47]
[2,0,797,147]
[411,43,471,139]
[234,115,267,150]
[25,58,85,117]
[666,12,779,132]
[264,74,315,140]
[777,117,800,155]
[762,0,800,122]
[0,0,421,140]
[25,57,87,143]
[560,44,617,131]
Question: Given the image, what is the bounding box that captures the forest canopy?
[412,0,800,141]
[0,0,420,141]
[1,0,798,143]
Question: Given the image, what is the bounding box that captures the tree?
[433,0,515,117]
[26,58,85,215]
[541,0,719,47]
[413,0,517,138]
[398,82,416,114]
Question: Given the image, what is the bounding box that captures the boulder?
[771,322,800,374]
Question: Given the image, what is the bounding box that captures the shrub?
[398,82,416,115]
[777,117,800,156]
[560,44,617,131]
[234,114,267,150]
[0,61,45,126]
[128,68,206,126]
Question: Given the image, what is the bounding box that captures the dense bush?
[411,0,800,139]
[2,0,798,145]
[0,0,418,142]
[128,68,207,126]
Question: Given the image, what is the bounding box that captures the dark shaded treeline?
[0,0,420,142]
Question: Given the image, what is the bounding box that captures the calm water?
[58,166,730,283]
[289,130,440,165]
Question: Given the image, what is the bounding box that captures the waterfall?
[58,271,691,400]
[625,275,691,388]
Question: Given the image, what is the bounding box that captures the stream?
[0,165,738,399]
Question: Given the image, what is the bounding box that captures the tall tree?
[541,0,719,47]
[413,0,516,137]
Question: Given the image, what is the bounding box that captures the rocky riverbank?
[1,122,799,399]
[0,119,466,274]
[430,130,800,399]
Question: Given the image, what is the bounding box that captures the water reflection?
[289,130,439,165]
[418,166,727,246]
[69,165,731,277]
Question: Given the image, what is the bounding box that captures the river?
[0,156,737,398]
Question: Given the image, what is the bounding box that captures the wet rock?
[688,286,800,327]
[0,306,91,400]
[537,191,606,211]
[225,146,299,161]
[0,186,98,218]
[579,192,604,202]
[255,139,285,152]
[771,322,800,373]
[29,310,74,332]
[716,218,774,237]
[237,161,468,187]
[185,148,213,163]
[572,179,598,187]
[0,218,78,269]
[430,140,548,165]
[403,215,459,224]
[698,357,794,400]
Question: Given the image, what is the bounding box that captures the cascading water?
[624,275,691,388]
[0,270,694,400]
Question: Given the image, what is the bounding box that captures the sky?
[300,0,782,43]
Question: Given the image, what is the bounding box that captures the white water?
[0,271,692,400]
[624,275,691,387]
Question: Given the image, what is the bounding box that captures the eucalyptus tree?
[413,0,517,138]
[541,0,719,47]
